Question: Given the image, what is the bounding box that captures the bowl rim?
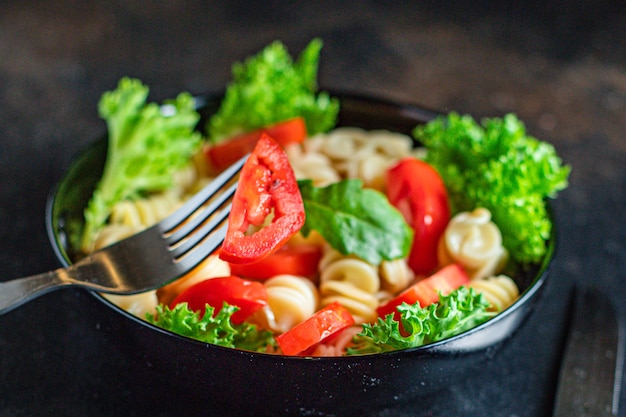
[45,91,556,360]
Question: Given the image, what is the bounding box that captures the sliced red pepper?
[204,117,307,173]
[276,302,355,356]
[229,243,322,281]
[376,263,470,320]
[219,133,305,265]
[169,276,268,324]
[386,157,451,275]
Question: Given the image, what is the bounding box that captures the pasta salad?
[78,39,570,356]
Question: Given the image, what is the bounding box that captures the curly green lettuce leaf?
[81,77,202,251]
[207,38,339,142]
[414,113,570,265]
[298,179,413,265]
[146,302,276,353]
[348,287,494,354]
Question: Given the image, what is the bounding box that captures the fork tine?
[166,180,238,248]
[174,222,229,271]
[159,153,248,233]
[168,193,234,259]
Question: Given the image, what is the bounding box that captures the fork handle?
[0,270,69,315]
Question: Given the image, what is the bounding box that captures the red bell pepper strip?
[376,263,470,320]
[204,117,307,173]
[276,302,355,356]
[169,276,268,324]
[386,157,451,275]
[220,133,305,265]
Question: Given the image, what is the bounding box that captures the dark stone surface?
[0,1,624,416]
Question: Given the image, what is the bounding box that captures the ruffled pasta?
[438,208,508,280]
[285,144,341,186]
[103,291,159,318]
[318,249,381,323]
[287,128,414,191]
[379,258,414,295]
[92,224,140,251]
[469,275,519,311]
[253,275,319,334]
[109,190,184,230]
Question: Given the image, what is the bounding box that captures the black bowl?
[46,93,555,416]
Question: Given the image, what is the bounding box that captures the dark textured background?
[0,1,624,416]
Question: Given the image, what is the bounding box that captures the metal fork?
[0,154,247,315]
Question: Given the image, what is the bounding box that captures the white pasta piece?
[317,247,346,271]
[109,190,183,229]
[366,131,413,157]
[438,208,509,280]
[91,223,140,251]
[321,258,380,293]
[291,128,414,191]
[255,275,319,334]
[184,175,213,195]
[301,134,330,154]
[156,254,231,306]
[292,156,341,186]
[171,163,199,193]
[321,281,379,318]
[361,153,393,190]
[379,258,414,294]
[103,290,158,317]
[320,130,364,160]
[319,256,381,323]
[286,143,338,185]
[190,149,212,179]
[469,274,520,311]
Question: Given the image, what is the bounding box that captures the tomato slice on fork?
[219,133,305,265]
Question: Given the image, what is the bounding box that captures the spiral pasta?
[92,223,140,251]
[287,128,414,191]
[438,208,508,280]
[379,258,414,295]
[253,275,319,333]
[109,190,184,230]
[103,291,159,318]
[469,274,519,311]
[285,144,341,186]
[318,249,381,323]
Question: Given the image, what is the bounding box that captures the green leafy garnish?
[207,38,339,142]
[146,303,276,353]
[81,77,202,251]
[414,113,570,265]
[298,179,413,265]
[348,287,494,354]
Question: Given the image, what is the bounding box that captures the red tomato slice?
[276,302,355,356]
[220,134,306,265]
[229,244,322,281]
[204,117,307,173]
[376,263,469,319]
[386,157,451,275]
[169,276,268,324]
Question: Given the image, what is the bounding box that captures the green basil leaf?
[298,179,413,265]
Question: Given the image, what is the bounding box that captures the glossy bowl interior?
[46,93,555,416]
